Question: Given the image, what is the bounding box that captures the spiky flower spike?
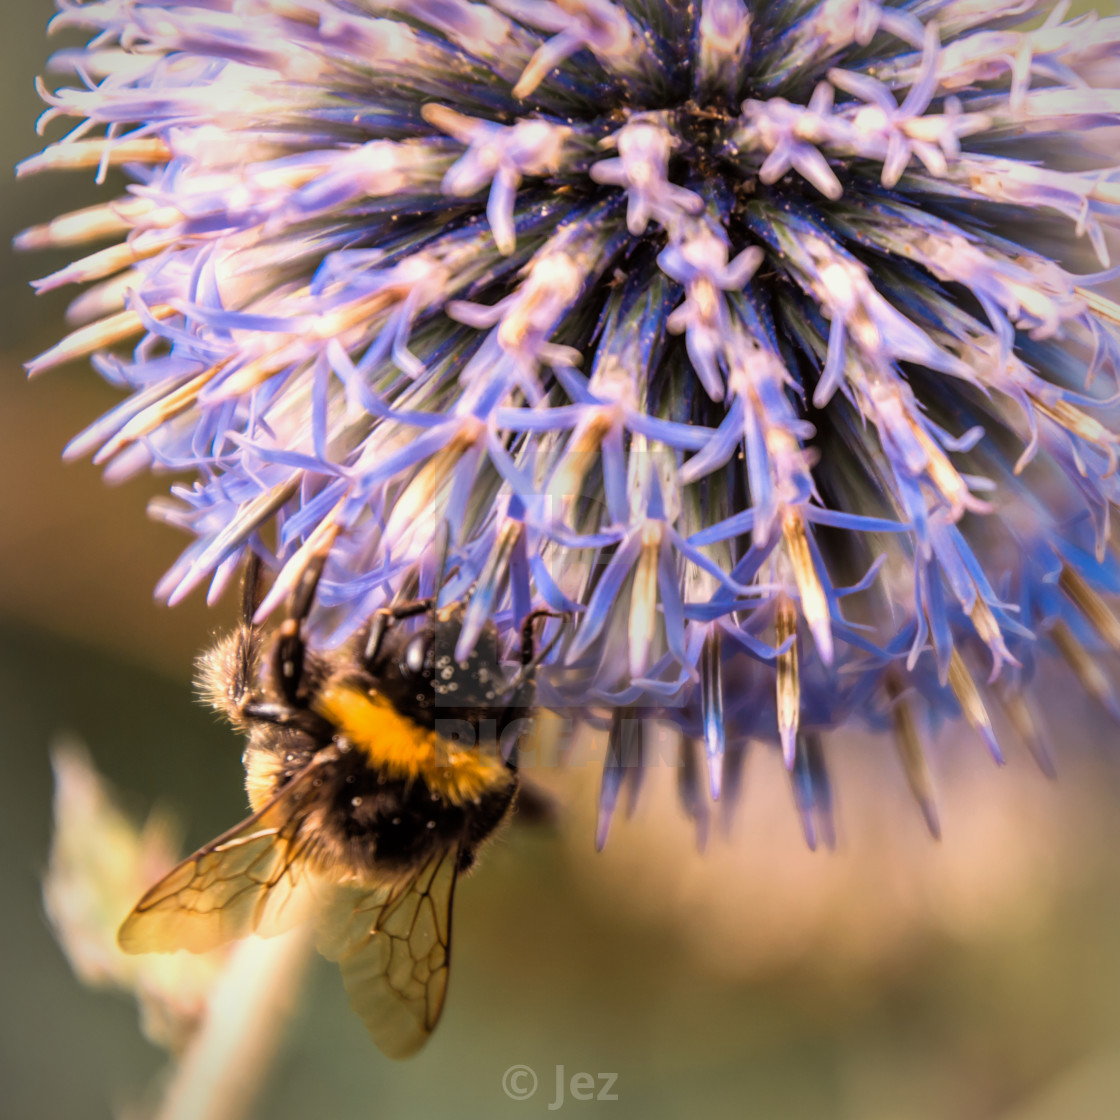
[20,0,1120,845]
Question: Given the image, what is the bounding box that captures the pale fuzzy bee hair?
[194,624,262,730]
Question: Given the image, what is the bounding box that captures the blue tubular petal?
[624,411,715,450]
[787,732,834,852]
[680,395,745,483]
[670,530,763,597]
[528,550,585,613]
[700,627,724,800]
[718,618,788,663]
[535,522,625,551]
[658,535,691,676]
[597,709,642,851]
[224,433,345,476]
[567,534,642,661]
[683,598,766,623]
[458,524,506,660]
[509,528,533,624]
[834,554,887,599]
[325,341,452,428]
[494,404,587,431]
[803,507,911,533]
[600,424,630,527]
[687,509,756,547]
[353,424,459,498]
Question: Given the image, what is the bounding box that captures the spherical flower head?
[19,0,1120,844]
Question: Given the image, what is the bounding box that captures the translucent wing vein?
[117,757,330,954]
[316,846,459,1059]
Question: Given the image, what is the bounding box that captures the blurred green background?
[7,4,1120,1119]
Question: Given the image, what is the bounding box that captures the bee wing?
[315,845,460,1059]
[117,757,330,955]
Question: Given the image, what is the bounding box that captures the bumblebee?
[118,555,560,1058]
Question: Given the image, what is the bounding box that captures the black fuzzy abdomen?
[313,744,515,879]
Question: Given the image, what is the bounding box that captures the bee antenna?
[502,609,570,698]
[364,593,437,663]
[520,609,569,668]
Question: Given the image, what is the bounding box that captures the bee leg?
[240,700,334,737]
[270,547,330,706]
[363,598,435,664]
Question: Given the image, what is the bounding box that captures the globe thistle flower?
[19,0,1120,844]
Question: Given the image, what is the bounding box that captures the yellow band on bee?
[314,683,512,805]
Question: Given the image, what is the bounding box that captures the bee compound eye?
[404,633,430,677]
